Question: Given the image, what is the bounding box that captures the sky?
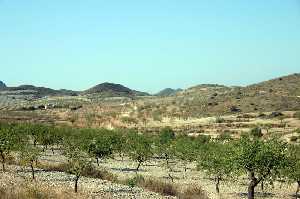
[0,1,300,93]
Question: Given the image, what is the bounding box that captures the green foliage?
[283,145,300,182]
[217,131,232,141]
[194,135,211,147]
[198,141,236,193]
[86,133,114,165]
[19,144,41,165]
[282,144,300,197]
[126,132,153,171]
[159,127,175,145]
[126,174,145,188]
[233,136,289,198]
[19,143,41,179]
[174,136,197,166]
[249,127,263,138]
[64,140,91,193]
[235,137,288,177]
[0,123,23,171]
[155,127,175,159]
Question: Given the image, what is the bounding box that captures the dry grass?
[139,178,178,196]
[38,161,118,182]
[123,175,210,198]
[124,175,177,196]
[178,186,209,199]
[0,183,87,199]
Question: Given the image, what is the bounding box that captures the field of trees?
[1,122,300,199]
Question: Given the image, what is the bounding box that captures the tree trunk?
[248,183,255,199]
[168,173,174,183]
[74,176,79,193]
[30,161,35,180]
[96,157,99,166]
[1,152,5,172]
[248,171,258,199]
[136,161,142,171]
[261,181,264,192]
[296,181,300,199]
[216,176,220,194]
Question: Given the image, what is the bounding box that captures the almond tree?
[198,141,235,194]
[234,137,288,199]
[0,123,20,171]
[283,144,300,199]
[126,132,153,172]
[19,143,41,180]
[155,127,176,181]
[174,136,197,173]
[86,134,113,166]
[64,140,90,193]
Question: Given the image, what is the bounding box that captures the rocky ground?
[0,164,173,199]
[37,148,298,199]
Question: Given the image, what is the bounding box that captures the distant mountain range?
[0,82,149,98]
[1,73,300,102]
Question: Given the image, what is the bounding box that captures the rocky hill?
[1,85,79,97]
[172,73,300,116]
[156,88,182,97]
[84,82,150,97]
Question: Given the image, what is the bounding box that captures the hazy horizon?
[1,1,300,93]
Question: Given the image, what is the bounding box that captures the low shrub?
[124,175,178,196]
[82,165,118,182]
[215,116,225,123]
[290,136,298,142]
[250,127,263,138]
[178,186,209,199]
[39,162,117,182]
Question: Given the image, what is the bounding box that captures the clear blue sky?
[0,1,299,93]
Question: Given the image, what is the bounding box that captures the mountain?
[173,73,300,116]
[156,88,182,96]
[84,82,150,97]
[2,85,79,97]
[0,81,6,89]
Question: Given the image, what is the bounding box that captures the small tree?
[86,134,113,166]
[283,145,300,198]
[39,125,61,154]
[198,141,235,193]
[156,127,176,181]
[250,127,263,138]
[0,124,20,171]
[156,127,175,166]
[126,132,153,172]
[234,136,288,199]
[19,144,41,180]
[174,136,197,173]
[109,130,126,161]
[64,140,90,193]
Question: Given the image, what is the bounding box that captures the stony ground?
[98,157,298,199]
[0,164,173,199]
[38,149,299,199]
